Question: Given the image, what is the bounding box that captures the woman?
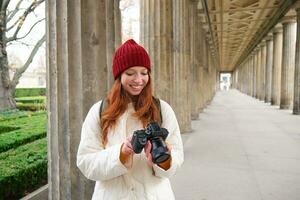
[77,39,184,200]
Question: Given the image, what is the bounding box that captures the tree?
[0,0,45,110]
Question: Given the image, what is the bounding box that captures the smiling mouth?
[130,85,143,90]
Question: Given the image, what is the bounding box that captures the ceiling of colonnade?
[201,0,297,72]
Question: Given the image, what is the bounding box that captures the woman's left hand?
[144,141,172,169]
[144,141,153,167]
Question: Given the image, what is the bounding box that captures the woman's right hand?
[121,136,133,155]
[120,136,134,168]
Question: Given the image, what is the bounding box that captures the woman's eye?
[141,73,148,76]
[126,73,134,76]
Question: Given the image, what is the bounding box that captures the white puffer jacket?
[77,100,184,200]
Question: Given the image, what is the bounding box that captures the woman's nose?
[133,74,143,83]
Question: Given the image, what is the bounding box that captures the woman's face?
[121,66,149,96]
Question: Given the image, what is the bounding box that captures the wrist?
[120,143,133,168]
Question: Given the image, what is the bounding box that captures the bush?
[15,96,45,104]
[0,113,46,153]
[0,110,28,121]
[0,138,47,200]
[0,110,45,122]
[14,88,46,98]
[0,126,20,134]
[16,103,46,111]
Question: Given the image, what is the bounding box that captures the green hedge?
[14,88,46,98]
[0,110,29,121]
[15,96,45,104]
[0,111,45,122]
[0,138,47,200]
[0,113,46,153]
[0,126,20,134]
[16,103,46,111]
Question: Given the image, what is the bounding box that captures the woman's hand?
[121,136,133,155]
[144,141,153,167]
[120,136,133,168]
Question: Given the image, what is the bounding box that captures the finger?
[166,141,172,151]
[127,135,133,142]
[122,142,133,154]
[147,153,153,167]
[144,141,151,155]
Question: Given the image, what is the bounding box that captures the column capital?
[259,40,266,47]
[265,33,273,41]
[254,46,260,51]
[273,24,283,33]
[280,16,297,25]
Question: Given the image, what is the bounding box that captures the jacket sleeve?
[76,101,128,181]
[153,100,184,178]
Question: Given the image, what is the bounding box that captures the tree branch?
[1,0,10,11]
[15,18,44,40]
[5,0,44,43]
[6,0,23,22]
[10,34,45,87]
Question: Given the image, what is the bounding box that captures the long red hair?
[100,75,160,147]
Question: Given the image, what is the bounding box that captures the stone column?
[244,61,247,93]
[106,0,121,89]
[251,53,256,97]
[280,18,296,109]
[256,45,262,99]
[195,11,205,113]
[293,7,300,114]
[248,57,253,95]
[190,2,199,120]
[271,25,283,105]
[47,1,116,199]
[253,48,259,98]
[140,0,173,104]
[265,35,273,103]
[172,0,191,132]
[260,41,267,101]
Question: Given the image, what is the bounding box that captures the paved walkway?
[170,89,300,200]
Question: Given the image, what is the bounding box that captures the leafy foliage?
[0,112,46,153]
[0,138,47,200]
[14,88,46,98]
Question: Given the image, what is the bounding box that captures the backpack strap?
[99,98,108,119]
[152,97,163,125]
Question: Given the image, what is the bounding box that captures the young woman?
[77,39,184,200]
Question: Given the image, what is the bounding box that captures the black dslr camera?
[131,122,170,164]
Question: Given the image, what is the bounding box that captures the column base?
[293,109,300,114]
[280,104,291,109]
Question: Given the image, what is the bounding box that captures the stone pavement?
[170,89,300,200]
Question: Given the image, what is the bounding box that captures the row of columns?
[234,7,300,114]
[47,0,121,199]
[140,0,217,132]
[47,0,218,199]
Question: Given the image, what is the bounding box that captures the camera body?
[131,122,170,164]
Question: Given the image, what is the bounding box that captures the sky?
[6,0,45,72]
[6,0,139,73]
[120,0,140,42]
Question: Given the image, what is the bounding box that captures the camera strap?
[99,97,163,125]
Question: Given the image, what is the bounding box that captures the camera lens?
[151,138,170,164]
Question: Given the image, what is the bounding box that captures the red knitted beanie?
[112,39,151,79]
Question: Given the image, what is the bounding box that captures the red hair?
[100,75,160,147]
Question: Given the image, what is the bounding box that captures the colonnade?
[234,7,300,114]
[46,0,218,199]
[140,0,217,132]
